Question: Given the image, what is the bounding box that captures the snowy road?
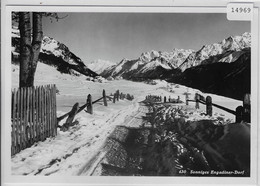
[11,99,149,176]
[78,103,150,176]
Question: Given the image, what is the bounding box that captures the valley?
[11,26,251,177]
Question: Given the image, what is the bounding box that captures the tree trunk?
[19,12,32,87]
[19,12,43,87]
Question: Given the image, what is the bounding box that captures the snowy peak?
[221,32,251,51]
[139,50,160,62]
[87,59,115,74]
[100,49,194,79]
[178,32,251,71]
[41,36,84,67]
[11,27,98,77]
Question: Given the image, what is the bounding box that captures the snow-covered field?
[11,63,242,176]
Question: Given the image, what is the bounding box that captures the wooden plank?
[64,103,79,126]
[28,87,32,146]
[31,87,35,144]
[16,88,21,153]
[19,88,22,151]
[47,85,51,138]
[48,85,52,137]
[26,87,30,147]
[77,103,88,114]
[42,86,45,141]
[53,85,57,136]
[106,95,113,101]
[23,87,27,149]
[40,86,44,141]
[43,86,46,140]
[21,87,25,150]
[211,102,236,115]
[35,87,39,142]
[16,89,20,154]
[92,97,103,104]
[31,87,36,144]
[38,86,42,141]
[46,85,49,138]
[11,90,16,155]
[51,85,55,136]
[45,86,47,140]
[15,89,19,154]
[45,85,49,138]
[51,85,54,136]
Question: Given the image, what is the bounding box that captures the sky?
[42,13,250,64]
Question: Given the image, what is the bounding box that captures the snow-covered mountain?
[101,49,193,79]
[179,32,251,71]
[11,27,97,77]
[172,48,251,100]
[101,32,251,80]
[86,59,115,74]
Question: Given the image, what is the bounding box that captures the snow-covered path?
[78,103,150,176]
[12,99,146,176]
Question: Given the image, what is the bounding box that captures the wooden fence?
[11,85,57,156]
[186,93,251,123]
[57,89,133,131]
[145,95,182,104]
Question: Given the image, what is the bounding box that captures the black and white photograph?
[1,1,260,185]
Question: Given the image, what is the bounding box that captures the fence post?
[206,96,212,116]
[195,93,199,109]
[113,93,116,103]
[186,93,189,105]
[87,94,93,114]
[103,89,108,106]
[116,90,120,101]
[236,106,243,123]
[59,103,79,132]
[243,93,250,123]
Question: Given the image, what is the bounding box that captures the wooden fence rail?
[57,89,133,131]
[11,85,57,156]
[186,93,250,123]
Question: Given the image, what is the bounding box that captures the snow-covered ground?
[11,63,242,176]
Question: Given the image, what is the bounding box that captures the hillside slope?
[12,27,98,78]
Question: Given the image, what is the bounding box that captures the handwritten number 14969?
[231,7,251,13]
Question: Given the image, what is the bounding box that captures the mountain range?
[100,32,250,79]
[98,32,251,100]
